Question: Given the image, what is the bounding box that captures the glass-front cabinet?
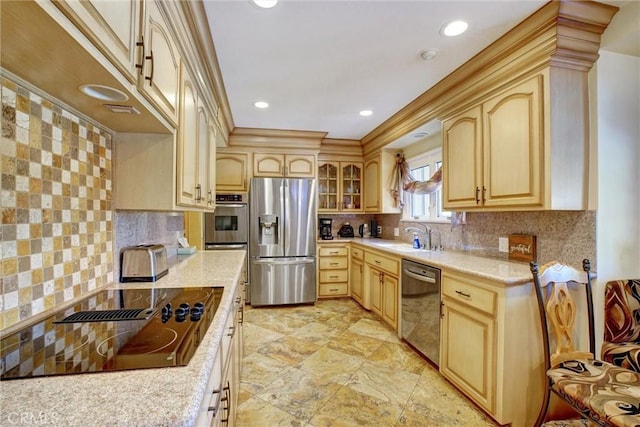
[318,161,363,212]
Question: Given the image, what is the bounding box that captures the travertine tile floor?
[237,298,497,426]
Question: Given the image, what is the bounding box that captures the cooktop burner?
[0,287,224,380]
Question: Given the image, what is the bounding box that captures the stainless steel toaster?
[120,244,168,282]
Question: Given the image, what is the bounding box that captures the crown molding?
[229,127,327,152]
[361,0,618,156]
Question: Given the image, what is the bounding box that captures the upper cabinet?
[364,150,400,214]
[177,63,215,209]
[253,153,315,178]
[216,152,249,192]
[443,70,588,211]
[53,0,142,83]
[139,0,181,125]
[318,161,363,212]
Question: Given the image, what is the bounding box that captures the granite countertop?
[0,250,246,427]
[320,238,533,286]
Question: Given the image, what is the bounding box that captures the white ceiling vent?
[103,104,140,115]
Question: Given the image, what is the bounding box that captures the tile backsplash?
[1,75,114,330]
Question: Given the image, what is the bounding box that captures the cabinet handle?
[455,290,471,298]
[144,50,154,85]
[221,383,231,424]
[374,260,381,264]
[475,186,480,204]
[482,186,487,204]
[329,275,339,279]
[227,325,235,337]
[207,388,222,414]
[195,184,202,202]
[440,301,445,318]
[135,36,144,74]
[329,251,339,254]
[329,262,339,266]
[207,190,213,206]
[329,288,339,292]
[239,304,244,324]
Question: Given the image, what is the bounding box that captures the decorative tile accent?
[1,76,113,331]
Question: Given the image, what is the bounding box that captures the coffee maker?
[319,218,333,240]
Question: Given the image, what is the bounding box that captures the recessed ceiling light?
[79,84,128,102]
[251,0,278,8]
[253,101,269,109]
[359,110,373,117]
[442,20,468,37]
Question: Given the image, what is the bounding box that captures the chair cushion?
[602,341,640,373]
[548,358,640,427]
[604,280,640,343]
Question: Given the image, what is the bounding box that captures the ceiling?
[203,0,639,144]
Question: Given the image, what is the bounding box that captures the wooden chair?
[530,260,640,427]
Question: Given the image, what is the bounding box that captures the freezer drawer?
[250,257,316,306]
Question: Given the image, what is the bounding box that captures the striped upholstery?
[602,280,640,373]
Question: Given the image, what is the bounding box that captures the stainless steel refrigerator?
[249,177,317,306]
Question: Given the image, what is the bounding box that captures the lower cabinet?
[196,281,244,426]
[317,243,350,298]
[350,245,364,307]
[363,250,399,330]
[439,270,545,427]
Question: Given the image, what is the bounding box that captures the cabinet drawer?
[442,275,496,315]
[319,246,348,257]
[319,257,348,269]
[319,282,349,296]
[351,246,364,260]
[364,251,399,276]
[320,270,348,283]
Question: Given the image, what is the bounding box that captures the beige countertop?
[319,238,533,285]
[0,250,246,427]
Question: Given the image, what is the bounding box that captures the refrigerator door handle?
[252,257,315,265]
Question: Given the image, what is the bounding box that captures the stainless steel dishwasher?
[401,259,441,366]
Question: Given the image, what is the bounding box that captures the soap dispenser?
[412,232,421,249]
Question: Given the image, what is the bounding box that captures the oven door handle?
[403,269,437,284]
[206,244,247,250]
[216,204,246,209]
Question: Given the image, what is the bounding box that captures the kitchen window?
[403,148,450,222]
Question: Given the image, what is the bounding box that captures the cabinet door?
[140,0,180,124]
[382,273,398,329]
[54,0,141,82]
[196,106,210,208]
[253,153,285,177]
[482,76,542,208]
[341,163,363,211]
[350,258,364,306]
[442,106,482,209]
[286,155,315,177]
[364,159,380,212]
[216,152,248,192]
[369,267,383,316]
[177,70,198,206]
[318,162,339,211]
[440,297,495,413]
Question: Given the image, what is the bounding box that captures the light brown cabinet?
[52,0,142,83]
[253,153,315,178]
[364,150,400,213]
[318,162,363,212]
[216,152,249,192]
[439,270,545,426]
[139,0,181,124]
[443,71,589,211]
[350,245,364,307]
[177,64,215,209]
[363,250,399,330]
[318,244,349,298]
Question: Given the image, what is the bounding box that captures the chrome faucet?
[403,224,431,250]
[430,229,442,252]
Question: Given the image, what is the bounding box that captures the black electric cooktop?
[0,287,223,380]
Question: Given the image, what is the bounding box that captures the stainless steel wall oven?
[205,193,250,301]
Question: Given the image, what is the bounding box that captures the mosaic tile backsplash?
[1,76,114,331]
